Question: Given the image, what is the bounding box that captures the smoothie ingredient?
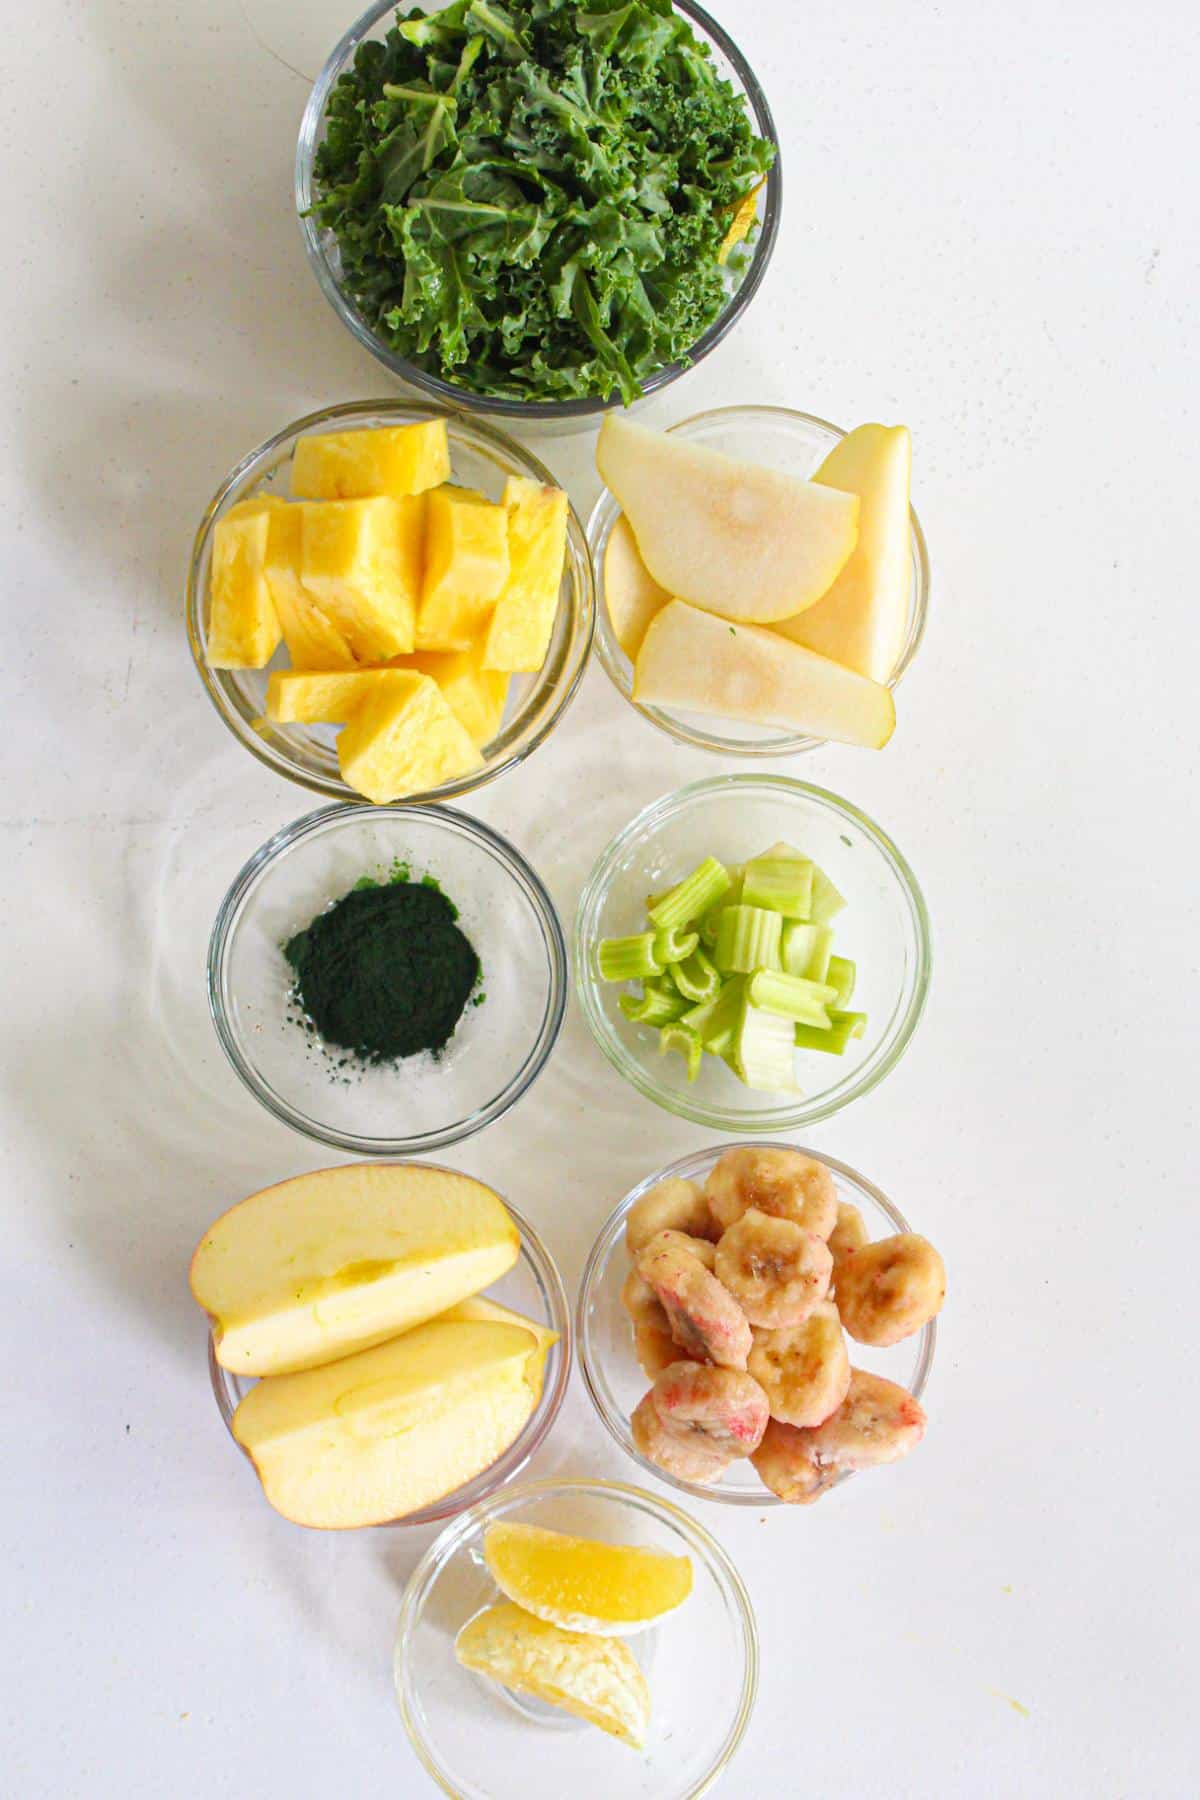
[416,486,510,651]
[603,515,670,659]
[747,1303,851,1430]
[263,500,358,669]
[705,1145,837,1237]
[207,501,282,669]
[650,1361,768,1456]
[483,1523,692,1636]
[832,1233,947,1347]
[483,480,570,674]
[636,1233,752,1371]
[751,1371,927,1505]
[455,1603,650,1747]
[336,668,483,802]
[714,1210,833,1330]
[624,1177,716,1254]
[631,1392,732,1486]
[291,419,450,501]
[827,1200,869,1267]
[265,668,382,723]
[301,495,424,659]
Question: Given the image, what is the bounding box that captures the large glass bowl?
[394,1478,757,1796]
[186,399,594,799]
[209,1188,572,1530]
[208,803,567,1154]
[589,404,930,753]
[295,0,781,425]
[574,775,931,1132]
[578,1145,936,1506]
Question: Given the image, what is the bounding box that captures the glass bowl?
[578,1145,936,1507]
[186,399,594,799]
[589,404,930,753]
[574,775,931,1132]
[209,1187,572,1529]
[208,803,567,1153]
[394,1478,757,1796]
[295,0,781,425]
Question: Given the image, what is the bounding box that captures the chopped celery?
[794,1010,867,1054]
[699,868,744,946]
[732,1000,798,1093]
[598,932,662,982]
[809,865,847,925]
[713,905,782,975]
[670,946,722,1003]
[648,857,731,932]
[746,969,837,1026]
[653,926,699,966]
[826,955,856,1008]
[659,1021,702,1081]
[740,854,813,919]
[620,983,689,1025]
[683,977,744,1054]
[781,921,834,983]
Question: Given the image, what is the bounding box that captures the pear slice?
[774,424,913,682]
[595,414,858,624]
[603,514,671,658]
[455,1602,650,1747]
[634,600,895,748]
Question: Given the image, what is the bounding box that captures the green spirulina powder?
[285,875,481,1064]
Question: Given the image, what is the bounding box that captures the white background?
[3,0,1198,1793]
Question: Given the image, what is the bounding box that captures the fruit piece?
[190,1163,519,1377]
[603,514,670,658]
[625,1178,715,1255]
[261,502,357,669]
[774,425,912,683]
[753,1370,926,1503]
[300,496,424,659]
[714,1210,833,1330]
[827,1201,869,1274]
[718,178,766,264]
[336,670,483,803]
[596,414,859,623]
[637,1236,752,1369]
[640,1229,717,1273]
[630,1392,733,1485]
[232,1317,541,1529]
[483,1522,692,1636]
[417,486,510,651]
[748,1302,851,1428]
[398,642,510,747]
[834,1234,946,1346]
[436,1295,559,1390]
[634,601,896,747]
[651,1361,769,1457]
[634,1319,682,1378]
[705,1147,838,1239]
[264,668,383,724]
[207,501,282,668]
[750,1417,837,1504]
[621,1265,667,1324]
[291,419,450,500]
[483,477,569,672]
[455,1602,650,1747]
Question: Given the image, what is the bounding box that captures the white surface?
[3,0,1198,1793]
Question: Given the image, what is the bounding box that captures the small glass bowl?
[208,803,567,1154]
[394,1478,757,1796]
[588,404,930,753]
[210,1188,572,1529]
[578,1145,936,1507]
[295,0,781,425]
[186,399,594,799]
[574,775,931,1132]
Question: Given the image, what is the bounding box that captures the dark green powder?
[284,878,480,1064]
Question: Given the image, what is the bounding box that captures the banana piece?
[625,1178,716,1255]
[714,1208,833,1329]
[705,1146,837,1238]
[747,1301,851,1428]
[835,1233,946,1346]
[631,1392,733,1485]
[637,1236,752,1369]
[651,1361,769,1457]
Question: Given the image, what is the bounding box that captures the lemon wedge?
[455,1602,650,1747]
[482,1522,693,1637]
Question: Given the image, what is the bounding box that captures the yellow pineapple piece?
[416,485,509,651]
[483,1523,692,1636]
[396,639,510,747]
[261,503,357,670]
[300,496,425,660]
[207,500,282,669]
[265,668,386,724]
[337,671,483,803]
[291,420,451,500]
[482,478,568,673]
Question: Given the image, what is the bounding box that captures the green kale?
[311,0,775,402]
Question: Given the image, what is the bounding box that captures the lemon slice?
[455,1602,650,1748]
[482,1522,693,1637]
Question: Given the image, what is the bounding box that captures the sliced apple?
[774,424,912,682]
[190,1164,519,1378]
[437,1296,559,1388]
[232,1317,542,1528]
[634,600,895,748]
[595,414,858,624]
[603,514,670,659]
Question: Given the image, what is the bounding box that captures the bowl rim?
[294,0,782,419]
[208,1184,574,1530]
[587,402,931,755]
[573,774,932,1131]
[207,801,569,1153]
[576,1142,937,1507]
[185,397,596,804]
[393,1475,759,1796]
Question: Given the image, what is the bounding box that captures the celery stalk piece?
[780,922,817,978]
[647,858,731,932]
[653,926,699,966]
[597,932,663,982]
[620,983,689,1025]
[826,955,856,1007]
[794,1010,867,1053]
[746,969,837,1026]
[658,1022,703,1081]
[699,868,744,946]
[670,946,722,1003]
[733,1000,799,1093]
[740,854,813,920]
[809,865,847,925]
[682,977,744,1053]
[713,905,783,975]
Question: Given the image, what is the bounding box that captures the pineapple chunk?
[291,420,451,501]
[207,501,282,669]
[300,497,424,660]
[265,669,384,724]
[262,503,357,670]
[416,486,509,651]
[337,671,483,803]
[399,643,510,747]
[482,478,568,673]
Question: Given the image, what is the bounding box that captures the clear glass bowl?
[295,0,781,425]
[578,1145,936,1507]
[209,1188,572,1529]
[588,404,930,752]
[394,1478,757,1796]
[186,399,594,798]
[208,803,566,1153]
[574,775,931,1132]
